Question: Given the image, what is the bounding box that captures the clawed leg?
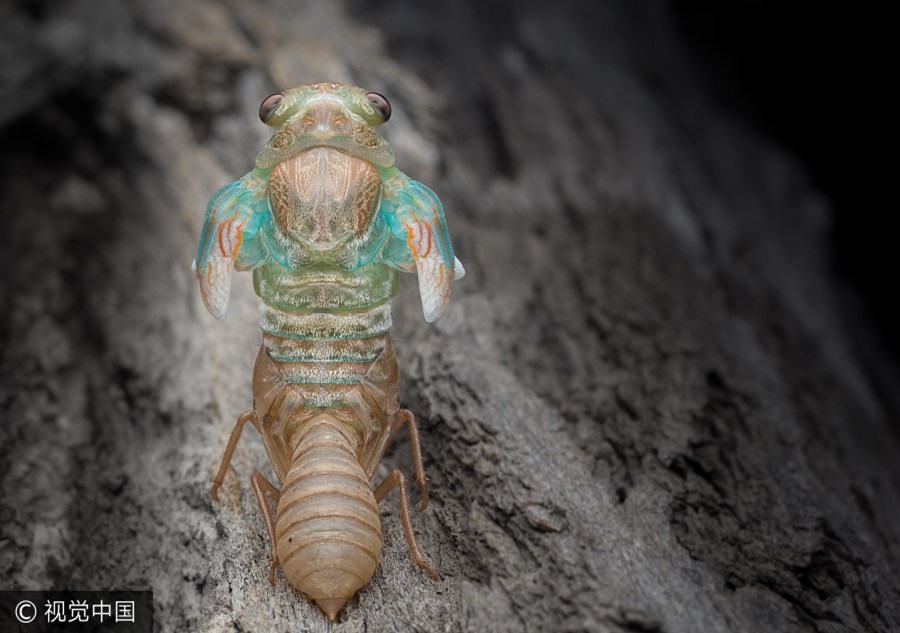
[211,410,254,501]
[251,471,281,585]
[396,409,429,511]
[374,468,440,581]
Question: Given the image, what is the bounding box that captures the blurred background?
[1,1,897,632]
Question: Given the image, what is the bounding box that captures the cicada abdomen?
[276,416,381,618]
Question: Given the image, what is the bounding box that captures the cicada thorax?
[255,144,398,410]
[267,147,382,254]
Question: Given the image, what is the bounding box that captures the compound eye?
[365,92,391,122]
[259,93,284,124]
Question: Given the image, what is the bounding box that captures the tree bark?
[1,1,898,632]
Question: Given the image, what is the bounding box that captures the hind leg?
[374,468,440,580]
[211,410,254,501]
[251,471,281,585]
[392,409,430,511]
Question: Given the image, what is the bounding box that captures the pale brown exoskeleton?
[195,83,464,621]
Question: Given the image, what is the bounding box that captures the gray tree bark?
[2,1,898,632]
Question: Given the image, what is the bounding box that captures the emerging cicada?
[193,82,464,621]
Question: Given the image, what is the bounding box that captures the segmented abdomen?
[275,416,382,620]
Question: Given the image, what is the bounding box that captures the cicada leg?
[374,468,440,581]
[211,410,254,501]
[251,471,281,585]
[395,409,429,511]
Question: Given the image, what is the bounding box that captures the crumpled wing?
[380,175,464,322]
[193,175,266,319]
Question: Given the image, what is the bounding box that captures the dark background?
[673,1,896,359]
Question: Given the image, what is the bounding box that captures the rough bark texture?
[1,1,898,632]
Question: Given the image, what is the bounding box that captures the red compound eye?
[365,92,391,122]
[259,93,284,124]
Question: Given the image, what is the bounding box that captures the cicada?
[193,82,463,621]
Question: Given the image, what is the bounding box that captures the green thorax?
[253,262,398,340]
[254,262,398,314]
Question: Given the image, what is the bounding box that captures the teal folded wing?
[379,174,464,322]
[193,171,268,319]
